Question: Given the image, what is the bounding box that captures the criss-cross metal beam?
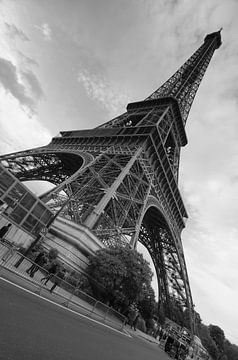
[0,31,222,334]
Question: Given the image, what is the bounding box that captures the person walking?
[126,307,135,327]
[127,307,138,330]
[26,251,46,278]
[164,335,174,354]
[132,312,140,331]
[41,262,58,285]
[50,268,66,293]
[0,223,12,241]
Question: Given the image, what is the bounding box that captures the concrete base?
[44,217,105,271]
[1,215,104,273]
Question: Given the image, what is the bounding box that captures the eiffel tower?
[0,30,222,329]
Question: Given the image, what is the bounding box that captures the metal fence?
[0,242,126,331]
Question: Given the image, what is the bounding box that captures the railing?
[0,242,126,331]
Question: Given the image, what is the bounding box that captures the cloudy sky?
[0,0,238,344]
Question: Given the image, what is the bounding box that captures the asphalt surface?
[0,278,168,360]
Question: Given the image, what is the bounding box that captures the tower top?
[204,29,222,49]
[99,30,222,129]
[145,29,222,124]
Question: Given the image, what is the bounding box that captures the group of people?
[164,336,188,360]
[26,251,46,278]
[126,307,141,331]
[158,328,190,360]
[0,222,67,294]
[40,260,66,293]
[26,250,67,293]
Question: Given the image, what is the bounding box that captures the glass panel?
[8,205,27,224]
[0,199,8,214]
[8,183,26,203]
[22,222,32,232]
[40,210,53,225]
[20,192,36,210]
[0,172,14,191]
[22,214,38,232]
[32,222,44,236]
[31,202,46,219]
[3,194,17,208]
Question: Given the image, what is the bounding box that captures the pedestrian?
[26,251,46,278]
[132,312,140,331]
[164,335,174,354]
[159,327,165,341]
[128,308,139,330]
[41,262,58,285]
[127,307,137,328]
[0,223,12,241]
[50,268,66,293]
[179,345,188,360]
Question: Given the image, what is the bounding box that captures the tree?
[157,303,166,325]
[194,310,202,334]
[49,248,59,261]
[224,340,238,360]
[137,284,156,321]
[87,245,153,311]
[209,325,225,352]
[170,299,185,327]
[198,323,219,360]
[180,310,238,360]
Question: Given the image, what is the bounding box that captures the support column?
[129,182,152,248]
[84,148,142,229]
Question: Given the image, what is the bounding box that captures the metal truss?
[0,152,83,185]
[39,149,149,244]
[139,208,192,319]
[100,30,221,128]
[0,31,222,334]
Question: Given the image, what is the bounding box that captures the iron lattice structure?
[0,31,222,329]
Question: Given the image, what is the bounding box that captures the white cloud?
[36,23,52,41]
[4,22,29,41]
[0,11,48,154]
[0,57,36,112]
[0,0,238,344]
[17,51,39,68]
[21,70,44,100]
[0,88,51,154]
[77,69,130,116]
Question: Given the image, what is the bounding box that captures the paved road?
[0,278,168,360]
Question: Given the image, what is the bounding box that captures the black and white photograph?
[0,1,237,359]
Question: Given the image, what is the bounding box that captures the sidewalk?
[0,250,126,331]
[0,246,165,347]
[126,326,161,345]
[0,257,169,357]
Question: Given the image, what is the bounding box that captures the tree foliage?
[209,325,225,352]
[170,299,186,327]
[87,245,154,312]
[87,245,238,358]
[224,340,238,360]
[49,248,59,260]
[137,284,156,321]
[195,322,238,360]
[198,323,220,360]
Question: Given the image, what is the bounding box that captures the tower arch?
[138,199,186,317]
[0,150,94,185]
[0,31,222,333]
